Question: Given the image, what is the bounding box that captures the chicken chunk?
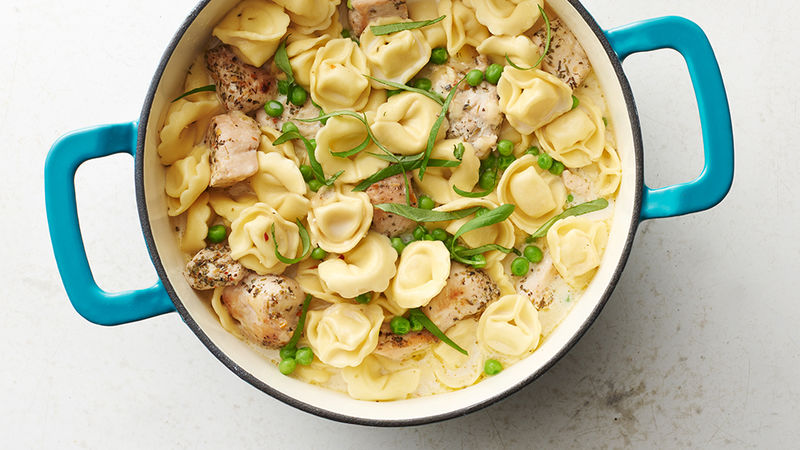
[562,170,592,198]
[517,252,557,310]
[184,245,246,290]
[206,44,274,113]
[374,324,436,360]
[255,98,323,141]
[221,273,306,348]
[348,0,409,36]
[532,18,591,89]
[423,263,501,331]
[365,174,418,237]
[207,111,260,188]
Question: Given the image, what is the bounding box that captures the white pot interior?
[140,0,640,424]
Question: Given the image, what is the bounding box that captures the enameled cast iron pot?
[45,0,734,426]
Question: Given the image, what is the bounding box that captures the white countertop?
[2,0,798,447]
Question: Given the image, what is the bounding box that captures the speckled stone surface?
[2,0,798,448]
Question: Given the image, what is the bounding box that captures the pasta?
[212,0,290,67]
[536,96,606,168]
[343,355,421,401]
[477,294,542,357]
[360,18,432,88]
[306,303,383,368]
[309,38,371,112]
[314,115,389,184]
[295,258,347,304]
[477,35,541,68]
[547,216,609,288]
[180,193,213,254]
[436,198,515,264]
[438,0,490,55]
[250,152,310,221]
[497,155,567,233]
[371,92,447,156]
[498,68,573,135]
[317,232,398,299]
[307,184,373,253]
[228,203,302,275]
[388,241,451,309]
[432,319,483,389]
[272,0,341,35]
[407,0,447,48]
[413,139,481,204]
[466,0,543,36]
[165,144,210,216]
[593,145,622,196]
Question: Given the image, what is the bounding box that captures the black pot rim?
[135,0,644,427]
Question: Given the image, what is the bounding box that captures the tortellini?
[258,124,301,165]
[250,152,309,221]
[497,155,567,233]
[342,355,421,401]
[466,0,543,36]
[371,92,447,156]
[437,198,515,264]
[212,0,290,67]
[295,259,346,304]
[317,232,398,299]
[437,0,490,55]
[307,185,373,253]
[535,97,606,168]
[388,241,451,309]
[165,145,210,216]
[432,319,483,389]
[286,31,338,88]
[477,35,541,67]
[208,191,258,224]
[310,39,371,112]
[413,139,480,204]
[314,115,389,184]
[272,0,340,35]
[407,0,447,48]
[547,217,609,288]
[211,287,243,339]
[360,18,431,88]
[180,193,212,254]
[594,145,622,196]
[498,68,573,135]
[478,294,542,357]
[228,203,302,275]
[306,303,384,368]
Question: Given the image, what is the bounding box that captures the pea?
[311,247,327,260]
[409,316,423,332]
[413,78,432,91]
[430,47,449,65]
[538,153,553,170]
[525,146,540,156]
[567,194,575,203]
[603,117,609,127]
[418,195,435,210]
[289,85,308,106]
[279,358,297,375]
[484,359,503,375]
[265,100,284,118]
[279,346,297,360]
[386,89,402,98]
[391,237,406,254]
[299,164,314,182]
[481,155,497,171]
[444,236,454,248]
[413,226,426,240]
[479,170,497,190]
[471,254,487,269]
[431,228,449,241]
[423,234,435,241]
[549,160,565,176]
[308,179,323,192]
[282,121,299,133]
[295,347,313,366]
[571,95,580,110]
[523,245,543,263]
[207,225,227,243]
[453,142,465,160]
[484,64,504,85]
[390,316,411,335]
[498,154,516,171]
[511,257,530,277]
[309,138,317,150]
[341,29,352,39]
[355,293,371,304]
[466,69,484,87]
[496,140,514,156]
[277,80,290,96]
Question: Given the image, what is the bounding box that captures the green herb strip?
[273,130,343,185]
[274,38,295,85]
[353,158,459,191]
[504,6,551,71]
[527,198,610,241]
[408,308,468,355]
[375,204,481,223]
[298,111,373,158]
[370,15,446,36]
[456,244,520,257]
[171,84,216,102]
[453,165,498,198]
[283,294,312,351]
[419,78,464,180]
[365,75,445,105]
[449,204,516,265]
[271,220,311,264]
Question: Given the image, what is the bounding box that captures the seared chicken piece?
[518,253,557,310]
[255,98,323,141]
[206,44,274,113]
[207,111,260,188]
[184,245,246,290]
[423,263,501,331]
[532,18,591,89]
[222,273,306,348]
[374,324,436,360]
[348,0,409,36]
[365,173,418,237]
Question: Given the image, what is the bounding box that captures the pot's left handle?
[45,122,176,326]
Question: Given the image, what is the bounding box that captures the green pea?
[571,95,580,110]
[471,254,487,269]
[311,247,327,260]
[277,80,290,96]
[279,358,297,375]
[431,228,449,241]
[497,139,514,156]
[355,293,372,304]
[430,47,449,65]
[444,236,454,248]
[299,164,314,182]
[423,234,435,241]
[418,195,435,210]
[453,142,465,160]
[265,100,284,118]
[498,154,516,171]
[413,78,432,91]
[523,245,543,263]
[391,237,406,254]
[603,117,609,127]
[413,226,426,240]
[538,153,553,170]
[409,316,423,332]
[549,160,565,176]
[282,121,299,133]
[386,89,402,98]
[295,347,313,366]
[308,179,323,192]
[309,138,317,150]
[207,225,227,243]
[390,316,411,335]
[567,194,574,203]
[511,257,530,277]
[525,146,540,156]
[466,69,484,87]
[279,346,296,360]
[484,64,504,85]
[341,29,352,39]
[479,170,497,190]
[289,85,308,106]
[484,359,503,375]
[474,207,490,217]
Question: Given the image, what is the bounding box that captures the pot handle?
[45,122,175,326]
[606,17,734,221]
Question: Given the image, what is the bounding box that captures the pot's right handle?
[606,17,734,221]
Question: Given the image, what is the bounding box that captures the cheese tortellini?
[272,0,340,35]
[407,0,447,47]
[438,0,490,55]
[212,0,290,67]
[315,115,390,184]
[310,39,371,112]
[466,0,543,36]
[306,303,384,368]
[165,145,210,216]
[497,155,567,233]
[295,259,346,304]
[180,193,212,254]
[594,145,622,196]
[343,355,421,401]
[547,217,609,288]
[388,241,451,309]
[371,92,448,156]
[360,18,431,88]
[228,203,302,275]
[477,35,541,67]
[307,185,373,253]
[536,97,606,168]
[478,294,542,357]
[498,68,573,135]
[250,152,309,221]
[432,319,484,389]
[414,139,481,204]
[437,198,515,264]
[317,232,398,299]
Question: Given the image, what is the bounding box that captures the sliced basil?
[505,6,551,70]
[419,78,464,180]
[283,294,312,351]
[171,84,216,102]
[273,130,341,185]
[449,204,515,265]
[274,38,294,85]
[375,204,481,223]
[271,220,311,265]
[527,198,610,241]
[365,75,445,105]
[408,308,468,355]
[370,15,446,36]
[456,244,520,258]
